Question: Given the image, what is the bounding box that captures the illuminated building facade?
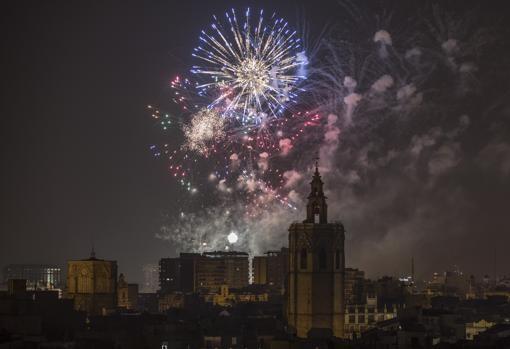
[344,268,366,305]
[204,285,269,306]
[141,263,159,293]
[252,256,267,285]
[3,264,62,290]
[344,295,399,339]
[198,251,249,292]
[66,250,117,316]
[253,248,288,294]
[117,273,138,310]
[287,163,345,338]
[159,251,249,294]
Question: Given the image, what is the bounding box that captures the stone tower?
[66,249,118,316]
[287,162,345,338]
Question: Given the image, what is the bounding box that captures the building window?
[319,248,327,270]
[335,249,340,269]
[300,249,308,270]
[349,315,355,324]
[358,315,365,323]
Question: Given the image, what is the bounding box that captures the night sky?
[2,1,510,284]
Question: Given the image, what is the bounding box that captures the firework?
[191,8,308,125]
[183,108,226,155]
[150,2,505,270]
[149,8,317,220]
[148,105,176,131]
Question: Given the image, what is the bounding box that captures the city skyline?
[2,0,510,285]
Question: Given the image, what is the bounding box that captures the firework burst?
[191,8,308,125]
[183,108,226,155]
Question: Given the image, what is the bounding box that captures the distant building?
[3,264,62,290]
[180,253,201,292]
[0,285,85,346]
[203,285,269,306]
[424,270,473,299]
[484,287,510,301]
[287,163,345,338]
[252,248,288,294]
[425,272,446,296]
[475,323,510,345]
[252,256,267,284]
[66,249,117,316]
[159,257,182,293]
[7,279,27,295]
[497,278,510,289]
[159,251,249,294]
[141,263,159,293]
[159,292,186,312]
[445,269,470,297]
[117,273,138,310]
[465,319,495,340]
[198,251,249,292]
[375,276,407,304]
[137,292,159,313]
[344,268,365,305]
[159,253,202,294]
[344,295,399,339]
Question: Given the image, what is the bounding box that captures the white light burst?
[183,108,226,154]
[227,231,238,244]
[191,8,307,125]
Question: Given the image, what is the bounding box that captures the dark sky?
[0,0,339,283]
[2,1,510,284]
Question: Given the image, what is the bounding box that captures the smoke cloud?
[157,2,510,281]
[279,138,294,156]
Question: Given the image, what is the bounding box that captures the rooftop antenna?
[493,247,497,283]
[411,256,415,281]
[90,234,96,259]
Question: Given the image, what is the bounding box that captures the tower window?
[319,248,327,270]
[300,249,308,270]
[313,204,320,223]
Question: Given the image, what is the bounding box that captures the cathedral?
[286,162,345,338]
[66,249,118,316]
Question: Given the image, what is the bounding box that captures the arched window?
[335,249,340,269]
[300,248,308,270]
[319,248,327,270]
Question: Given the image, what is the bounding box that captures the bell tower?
[287,160,345,338]
[305,160,328,224]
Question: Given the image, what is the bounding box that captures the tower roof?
[304,158,328,223]
[308,159,325,198]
